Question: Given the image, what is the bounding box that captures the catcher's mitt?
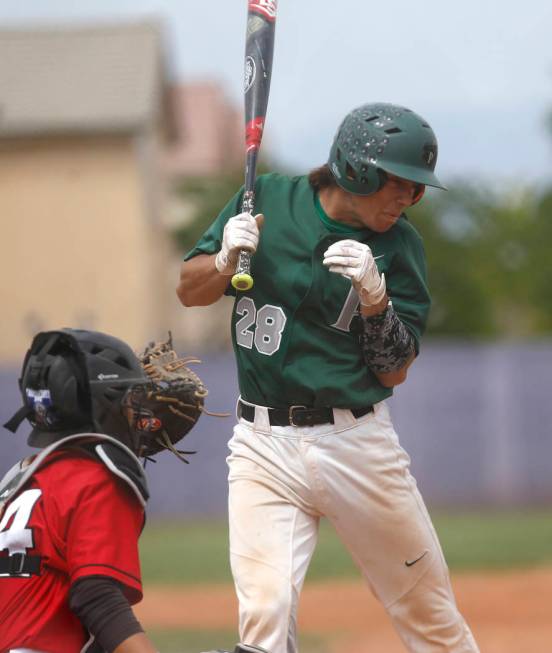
[124,334,211,463]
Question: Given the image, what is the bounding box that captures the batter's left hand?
[323,239,387,306]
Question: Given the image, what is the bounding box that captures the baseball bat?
[231,0,278,291]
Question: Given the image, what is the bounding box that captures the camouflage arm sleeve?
[359,302,416,373]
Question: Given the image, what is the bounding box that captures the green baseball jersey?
[185,173,431,408]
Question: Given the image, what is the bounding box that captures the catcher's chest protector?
[0,433,149,510]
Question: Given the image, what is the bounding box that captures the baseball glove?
[125,334,211,463]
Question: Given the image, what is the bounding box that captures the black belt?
[238,400,373,427]
[0,553,42,576]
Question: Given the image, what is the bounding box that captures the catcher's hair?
[308,164,338,192]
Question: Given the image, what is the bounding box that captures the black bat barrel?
[243,0,277,192]
[232,0,278,291]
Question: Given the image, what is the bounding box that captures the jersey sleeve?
[386,223,431,354]
[54,461,145,604]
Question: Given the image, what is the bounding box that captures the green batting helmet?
[328,103,446,196]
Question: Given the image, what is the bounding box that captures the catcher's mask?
[328,102,446,204]
[3,329,203,461]
[3,329,148,451]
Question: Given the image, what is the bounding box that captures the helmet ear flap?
[332,144,387,196]
[48,356,90,421]
[345,160,387,195]
[47,356,84,421]
[44,356,89,424]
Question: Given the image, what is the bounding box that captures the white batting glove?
[215,212,262,275]
[323,239,386,306]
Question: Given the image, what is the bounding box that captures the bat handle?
[231,250,253,291]
[231,190,255,291]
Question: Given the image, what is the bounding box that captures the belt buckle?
[288,405,307,427]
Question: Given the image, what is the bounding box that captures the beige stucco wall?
[0,134,174,362]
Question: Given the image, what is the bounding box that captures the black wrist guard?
[359,303,415,373]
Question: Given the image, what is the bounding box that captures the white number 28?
[235,297,287,356]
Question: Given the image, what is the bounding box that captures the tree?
[412,183,551,337]
[172,168,244,255]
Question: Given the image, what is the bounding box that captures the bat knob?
[231,272,254,291]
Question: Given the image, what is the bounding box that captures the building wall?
[0,133,174,361]
[164,82,243,177]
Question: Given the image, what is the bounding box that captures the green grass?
[146,628,328,653]
[140,510,552,586]
[145,628,237,653]
[141,519,233,585]
[432,510,552,570]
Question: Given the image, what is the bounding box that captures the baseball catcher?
[0,328,209,653]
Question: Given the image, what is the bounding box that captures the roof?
[0,21,167,137]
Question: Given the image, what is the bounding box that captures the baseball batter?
[0,329,206,653]
[178,103,480,653]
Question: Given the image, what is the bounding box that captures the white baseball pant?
[227,400,479,653]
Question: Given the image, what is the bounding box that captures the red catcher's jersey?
[0,450,145,653]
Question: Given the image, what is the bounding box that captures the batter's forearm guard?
[359,303,415,373]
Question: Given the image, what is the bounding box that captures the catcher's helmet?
[4,329,149,451]
[328,102,446,198]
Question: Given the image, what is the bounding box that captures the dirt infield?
[136,566,552,652]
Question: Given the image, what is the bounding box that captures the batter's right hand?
[215,213,263,275]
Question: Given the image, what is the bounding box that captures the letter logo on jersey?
[248,0,277,21]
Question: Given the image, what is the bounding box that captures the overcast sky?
[2,0,552,188]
